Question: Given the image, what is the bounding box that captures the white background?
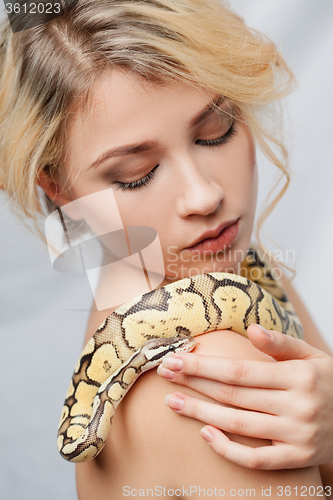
[0,1,332,499]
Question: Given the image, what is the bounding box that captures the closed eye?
[114,120,238,192]
[196,121,237,147]
[114,164,160,191]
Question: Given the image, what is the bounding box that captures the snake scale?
[57,246,303,463]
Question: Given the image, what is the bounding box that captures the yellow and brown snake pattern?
[57,247,303,463]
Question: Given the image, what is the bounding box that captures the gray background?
[0,1,332,499]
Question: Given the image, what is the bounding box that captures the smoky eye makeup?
[93,99,238,189]
[97,158,159,184]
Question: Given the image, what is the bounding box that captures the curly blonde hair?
[0,0,297,271]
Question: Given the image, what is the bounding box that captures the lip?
[185,218,240,253]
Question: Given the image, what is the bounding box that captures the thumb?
[246,324,324,361]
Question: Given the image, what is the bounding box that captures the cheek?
[113,191,160,228]
[228,124,256,191]
[234,123,256,170]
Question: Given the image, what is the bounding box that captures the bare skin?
[76,327,323,500]
[37,69,332,496]
[155,271,333,487]
[73,268,332,499]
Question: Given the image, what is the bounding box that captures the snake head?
[140,335,195,370]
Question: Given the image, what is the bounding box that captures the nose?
[175,156,224,218]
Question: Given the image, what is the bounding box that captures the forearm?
[319,460,333,496]
[299,301,333,492]
[280,271,333,486]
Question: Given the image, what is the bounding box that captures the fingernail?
[157,365,175,380]
[256,324,271,337]
[164,394,184,411]
[200,427,213,444]
[162,357,184,371]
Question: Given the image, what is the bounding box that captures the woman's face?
[59,69,257,282]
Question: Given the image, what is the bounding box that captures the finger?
[159,352,293,389]
[164,391,287,441]
[158,367,288,415]
[199,426,309,470]
[247,324,325,361]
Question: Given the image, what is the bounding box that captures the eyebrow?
[88,94,224,170]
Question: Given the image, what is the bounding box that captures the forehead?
[70,70,217,135]
[62,69,219,167]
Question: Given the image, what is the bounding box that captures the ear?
[37,169,83,221]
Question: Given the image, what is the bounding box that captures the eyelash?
[114,121,238,192]
[114,164,160,191]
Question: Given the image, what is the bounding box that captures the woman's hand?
[157,324,333,470]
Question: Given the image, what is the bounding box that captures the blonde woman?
[0,0,332,498]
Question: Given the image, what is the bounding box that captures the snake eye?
[169,345,176,352]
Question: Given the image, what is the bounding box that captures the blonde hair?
[0,0,297,272]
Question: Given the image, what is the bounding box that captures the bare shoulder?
[76,330,322,500]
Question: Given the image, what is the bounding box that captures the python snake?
[57,246,303,463]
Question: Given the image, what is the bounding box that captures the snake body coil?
[57,247,303,462]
